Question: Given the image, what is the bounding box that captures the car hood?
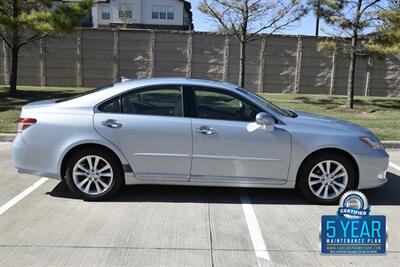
[291,111,374,137]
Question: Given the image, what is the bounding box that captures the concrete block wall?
[155,32,189,77]
[119,30,152,80]
[1,28,399,96]
[192,33,225,81]
[45,34,78,87]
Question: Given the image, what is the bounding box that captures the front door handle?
[194,126,218,135]
[101,119,123,129]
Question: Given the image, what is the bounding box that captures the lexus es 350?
[12,78,388,204]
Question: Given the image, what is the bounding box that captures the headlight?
[360,136,384,150]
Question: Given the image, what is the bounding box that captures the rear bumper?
[354,150,389,189]
[12,134,61,180]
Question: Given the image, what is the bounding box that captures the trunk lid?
[22,99,60,110]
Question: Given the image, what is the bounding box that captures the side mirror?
[255,112,275,131]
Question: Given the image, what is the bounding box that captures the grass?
[0,86,87,133]
[1,86,399,140]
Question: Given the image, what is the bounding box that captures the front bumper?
[354,150,389,189]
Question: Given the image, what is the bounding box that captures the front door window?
[193,88,259,122]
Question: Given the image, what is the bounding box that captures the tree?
[0,0,92,95]
[198,0,308,88]
[367,4,400,54]
[317,0,386,109]
[118,3,133,28]
[310,0,322,36]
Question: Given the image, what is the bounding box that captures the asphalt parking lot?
[0,142,400,267]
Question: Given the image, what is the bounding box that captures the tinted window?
[194,88,259,122]
[236,87,295,117]
[122,87,183,117]
[99,97,120,113]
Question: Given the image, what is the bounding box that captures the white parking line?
[389,162,400,172]
[0,177,48,216]
[239,190,271,267]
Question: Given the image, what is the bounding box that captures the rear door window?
[98,97,121,113]
[121,86,183,117]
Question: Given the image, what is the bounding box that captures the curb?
[1,133,400,149]
[0,134,16,142]
[383,141,400,149]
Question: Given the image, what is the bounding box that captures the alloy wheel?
[308,160,348,200]
[72,155,114,195]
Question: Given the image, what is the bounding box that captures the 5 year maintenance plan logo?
[320,191,387,254]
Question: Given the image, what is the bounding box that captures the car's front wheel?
[65,148,123,200]
[297,152,356,204]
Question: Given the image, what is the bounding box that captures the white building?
[56,0,193,30]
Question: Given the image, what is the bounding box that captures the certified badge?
[321,191,387,254]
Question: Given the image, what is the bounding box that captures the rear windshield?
[55,85,112,103]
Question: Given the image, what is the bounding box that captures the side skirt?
[124,173,293,188]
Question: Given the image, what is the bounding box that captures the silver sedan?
[12,78,389,204]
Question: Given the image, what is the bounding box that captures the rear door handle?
[101,119,123,129]
[194,126,218,135]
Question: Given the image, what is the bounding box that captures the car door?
[94,85,192,181]
[189,87,291,184]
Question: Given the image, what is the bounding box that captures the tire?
[297,151,356,204]
[65,147,123,200]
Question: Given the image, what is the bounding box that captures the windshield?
[55,85,112,103]
[236,88,295,117]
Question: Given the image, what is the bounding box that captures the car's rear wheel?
[65,148,123,200]
[297,152,356,204]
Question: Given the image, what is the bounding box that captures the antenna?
[120,76,130,82]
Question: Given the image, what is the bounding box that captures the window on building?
[152,5,174,20]
[101,6,110,20]
[159,6,166,19]
[167,6,174,20]
[152,5,159,19]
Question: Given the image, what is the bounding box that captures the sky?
[189,0,326,36]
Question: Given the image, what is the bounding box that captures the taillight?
[17,118,37,133]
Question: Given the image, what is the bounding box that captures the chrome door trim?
[135,172,190,181]
[192,154,281,161]
[134,153,190,158]
[190,175,286,184]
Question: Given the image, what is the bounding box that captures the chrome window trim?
[94,84,185,118]
[93,83,285,125]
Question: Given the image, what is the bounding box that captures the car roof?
[111,77,239,93]
[56,77,241,109]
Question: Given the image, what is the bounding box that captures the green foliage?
[0,0,92,95]
[52,0,93,33]
[316,0,386,109]
[317,1,400,57]
[367,9,400,55]
[0,0,92,48]
[317,39,336,53]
